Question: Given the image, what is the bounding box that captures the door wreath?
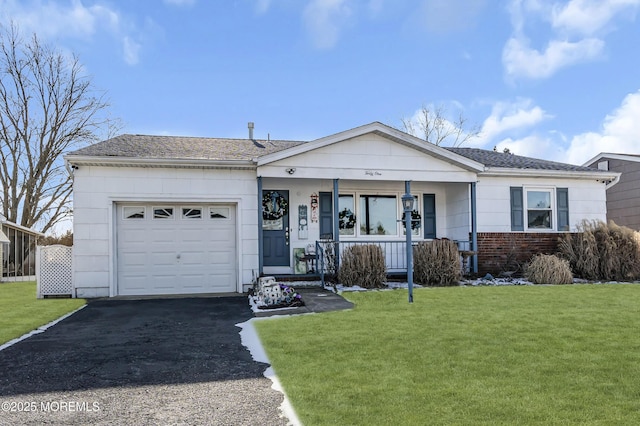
[401,210,422,230]
[263,191,288,220]
[338,208,356,229]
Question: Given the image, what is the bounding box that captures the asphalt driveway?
[0,297,289,426]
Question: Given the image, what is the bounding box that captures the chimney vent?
[248,122,254,139]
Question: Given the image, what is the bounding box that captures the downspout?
[257,176,263,277]
[333,179,340,272]
[471,181,478,274]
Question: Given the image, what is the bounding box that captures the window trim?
[333,192,423,240]
[152,206,175,220]
[359,194,399,237]
[181,206,203,220]
[523,187,556,232]
[123,206,146,220]
[209,206,231,220]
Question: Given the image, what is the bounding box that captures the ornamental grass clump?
[559,220,640,281]
[338,244,387,288]
[414,239,461,286]
[525,254,573,284]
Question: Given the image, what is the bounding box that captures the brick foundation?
[474,232,565,276]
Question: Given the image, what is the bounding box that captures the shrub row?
[558,220,640,281]
[338,244,387,288]
[336,221,640,288]
[338,239,461,288]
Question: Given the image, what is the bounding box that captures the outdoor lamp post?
[402,190,414,303]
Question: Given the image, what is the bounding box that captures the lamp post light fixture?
[401,189,414,303]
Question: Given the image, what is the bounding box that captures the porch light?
[401,193,414,212]
[402,190,414,303]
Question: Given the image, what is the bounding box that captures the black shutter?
[557,188,569,231]
[423,194,436,239]
[510,187,524,231]
[319,192,333,239]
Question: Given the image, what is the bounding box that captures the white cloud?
[503,36,604,80]
[478,98,552,145]
[122,36,142,65]
[302,0,352,49]
[503,0,638,80]
[552,0,640,36]
[494,134,559,159]
[0,0,145,65]
[566,90,640,164]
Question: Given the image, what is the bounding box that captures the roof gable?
[257,122,484,172]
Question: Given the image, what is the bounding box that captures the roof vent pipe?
[248,122,254,139]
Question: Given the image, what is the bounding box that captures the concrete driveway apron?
[0,297,289,426]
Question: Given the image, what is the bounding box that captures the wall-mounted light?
[286,168,296,175]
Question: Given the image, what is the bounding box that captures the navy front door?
[262,190,290,267]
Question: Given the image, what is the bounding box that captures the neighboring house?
[584,153,639,230]
[0,215,44,282]
[65,122,619,297]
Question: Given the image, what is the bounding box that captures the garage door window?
[210,207,230,219]
[182,207,202,219]
[123,206,145,219]
[153,207,174,219]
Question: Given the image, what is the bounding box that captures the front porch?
[255,123,483,285]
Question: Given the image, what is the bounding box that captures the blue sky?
[1,0,639,165]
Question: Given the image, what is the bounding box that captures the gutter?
[480,167,620,183]
[64,155,257,169]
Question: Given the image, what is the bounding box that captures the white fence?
[36,245,73,298]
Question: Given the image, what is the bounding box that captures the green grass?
[255,285,640,425]
[0,281,85,345]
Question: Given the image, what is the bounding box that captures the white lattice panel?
[37,245,73,298]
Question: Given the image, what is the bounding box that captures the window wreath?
[402,210,422,230]
[262,191,289,220]
[338,208,356,229]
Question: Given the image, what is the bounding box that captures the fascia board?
[583,152,640,166]
[0,220,45,237]
[480,167,621,181]
[64,155,256,169]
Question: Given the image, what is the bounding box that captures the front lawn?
[0,281,85,345]
[256,285,640,425]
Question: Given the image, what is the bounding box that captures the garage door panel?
[117,203,237,296]
[151,228,177,243]
[210,252,233,264]
[150,252,177,265]
[121,229,148,243]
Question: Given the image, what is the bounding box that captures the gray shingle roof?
[69,134,305,161]
[70,132,605,173]
[445,147,600,172]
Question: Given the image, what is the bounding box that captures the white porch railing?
[315,239,474,286]
[36,245,73,298]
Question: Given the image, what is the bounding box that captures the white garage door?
[116,203,237,296]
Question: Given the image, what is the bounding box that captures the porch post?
[404,180,414,303]
[333,179,340,272]
[257,176,264,276]
[471,181,478,274]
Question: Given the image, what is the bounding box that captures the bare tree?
[401,104,480,147]
[0,24,118,233]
